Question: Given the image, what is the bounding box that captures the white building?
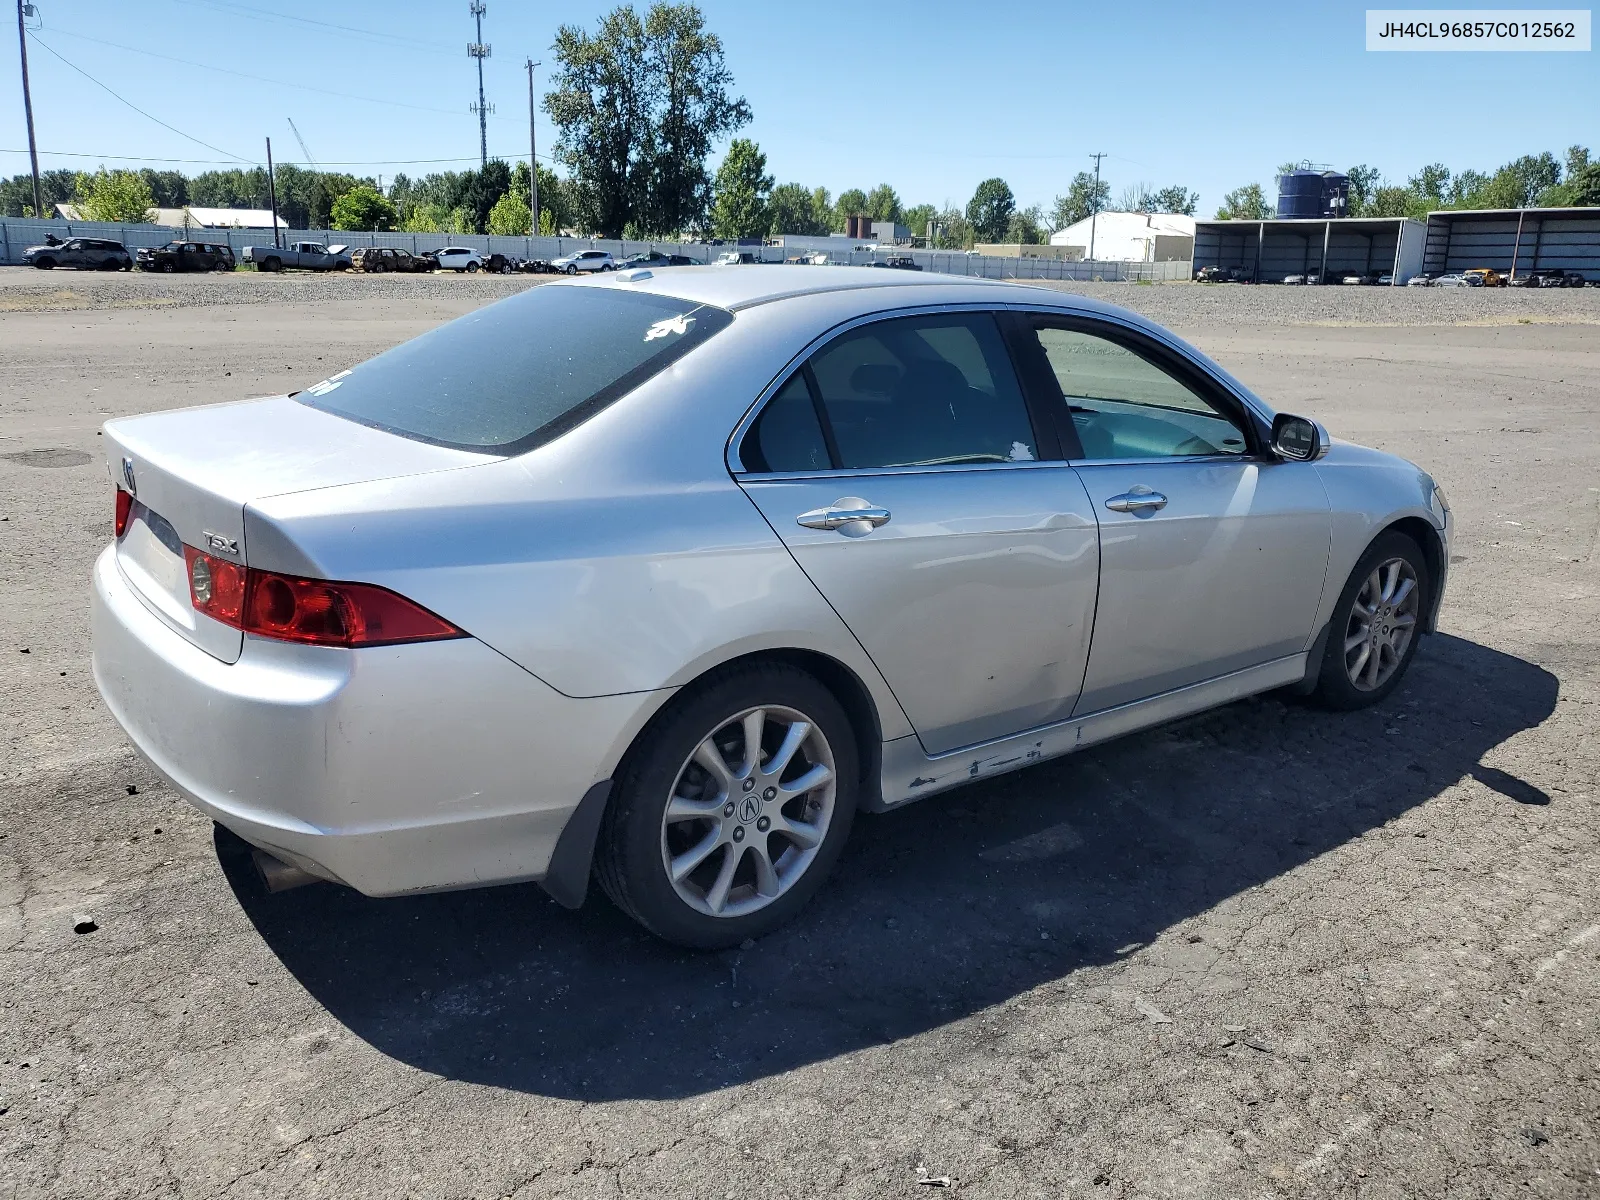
[1049,211,1195,262]
[55,204,284,229]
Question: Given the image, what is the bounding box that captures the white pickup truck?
[241,242,353,272]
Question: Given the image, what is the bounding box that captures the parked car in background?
[622,250,698,268]
[1406,274,1436,287]
[350,247,428,273]
[870,256,922,271]
[136,241,235,273]
[516,257,553,274]
[551,249,615,274]
[1433,273,1472,287]
[243,242,352,272]
[1195,265,1226,282]
[1534,268,1584,288]
[485,253,519,275]
[1341,270,1383,285]
[1282,273,1308,285]
[22,237,133,271]
[1462,268,1504,287]
[433,247,485,273]
[93,267,1451,949]
[1377,273,1394,286]
[715,251,760,265]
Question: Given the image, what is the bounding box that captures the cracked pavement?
[1,274,1596,1198]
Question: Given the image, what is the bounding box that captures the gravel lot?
[2,269,1597,1199]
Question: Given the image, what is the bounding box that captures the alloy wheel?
[1342,556,1420,691]
[659,705,836,919]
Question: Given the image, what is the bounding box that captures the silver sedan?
[92,267,1451,948]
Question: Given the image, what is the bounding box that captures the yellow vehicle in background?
[1463,268,1505,287]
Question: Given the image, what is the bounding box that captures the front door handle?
[797,497,892,535]
[1104,487,1168,513]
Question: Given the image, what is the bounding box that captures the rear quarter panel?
[244,294,921,739]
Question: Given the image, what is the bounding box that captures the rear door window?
[298,286,733,454]
[805,313,1037,469]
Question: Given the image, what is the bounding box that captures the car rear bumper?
[91,545,658,896]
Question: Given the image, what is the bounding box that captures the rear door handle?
[797,498,892,534]
[1104,487,1168,513]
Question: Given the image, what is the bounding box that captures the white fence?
[0,217,1191,281]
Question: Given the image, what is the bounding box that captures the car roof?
[557,263,1135,314]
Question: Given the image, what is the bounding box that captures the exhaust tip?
[251,848,323,893]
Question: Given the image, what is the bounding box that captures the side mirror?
[1271,413,1329,462]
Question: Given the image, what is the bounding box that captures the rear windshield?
[296,285,733,454]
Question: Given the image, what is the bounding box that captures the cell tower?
[467,1,493,168]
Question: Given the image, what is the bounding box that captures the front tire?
[595,663,859,949]
[1312,531,1430,710]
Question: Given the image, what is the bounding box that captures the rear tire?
[595,662,858,949]
[260,257,281,273]
[1312,531,1430,711]
[34,257,55,270]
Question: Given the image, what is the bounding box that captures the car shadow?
[221,632,1557,1101]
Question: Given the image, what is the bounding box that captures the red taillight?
[183,545,247,626]
[182,544,463,648]
[115,488,133,538]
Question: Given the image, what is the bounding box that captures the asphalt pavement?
[2,271,1596,1199]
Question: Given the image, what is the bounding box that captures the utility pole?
[525,58,540,235]
[1088,152,1106,264]
[16,0,42,219]
[265,137,281,249]
[467,1,492,168]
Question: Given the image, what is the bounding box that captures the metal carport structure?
[1422,207,1600,282]
[1192,217,1426,284]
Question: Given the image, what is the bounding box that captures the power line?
[40,26,509,120]
[25,33,251,162]
[166,0,447,55]
[0,146,559,167]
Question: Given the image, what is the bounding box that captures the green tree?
[330,185,397,231]
[1148,185,1198,216]
[710,137,771,239]
[488,191,532,234]
[189,167,270,210]
[1565,162,1600,206]
[809,186,832,233]
[1004,204,1044,244]
[1501,152,1562,206]
[640,2,750,234]
[1345,165,1381,216]
[767,181,827,235]
[1050,172,1109,229]
[900,203,935,238]
[73,168,156,223]
[1408,163,1451,205]
[138,169,188,207]
[865,183,901,223]
[928,206,972,250]
[0,168,76,216]
[546,2,750,238]
[1215,183,1272,220]
[834,187,867,229]
[1367,185,1425,219]
[966,177,1014,242]
[460,159,512,233]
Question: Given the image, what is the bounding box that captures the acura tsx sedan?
[93,266,1450,948]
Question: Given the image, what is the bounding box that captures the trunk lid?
[105,395,492,663]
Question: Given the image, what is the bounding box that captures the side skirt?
[870,654,1306,812]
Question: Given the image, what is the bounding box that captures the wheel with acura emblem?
[1313,531,1430,710]
[595,663,858,948]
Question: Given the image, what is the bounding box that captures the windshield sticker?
[304,369,352,397]
[644,314,696,342]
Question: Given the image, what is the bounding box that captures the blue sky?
[3,0,1595,214]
